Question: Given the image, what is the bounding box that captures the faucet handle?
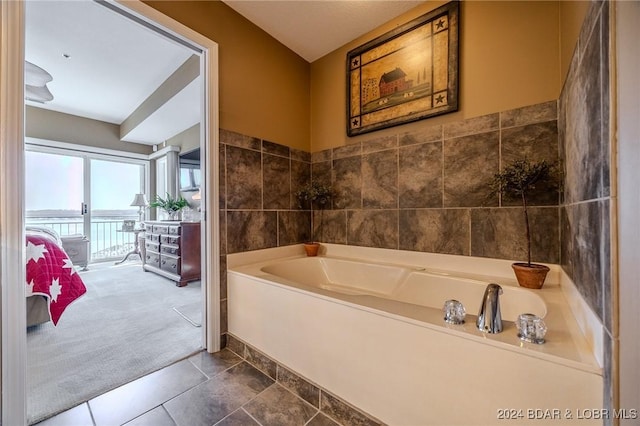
[443,299,466,324]
[516,313,547,344]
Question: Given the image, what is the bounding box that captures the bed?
[26,226,87,327]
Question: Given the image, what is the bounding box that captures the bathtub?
[260,256,548,323]
[228,244,602,425]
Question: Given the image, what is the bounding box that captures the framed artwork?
[347,1,459,136]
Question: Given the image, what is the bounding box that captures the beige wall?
[144,0,588,154]
[165,123,200,153]
[25,106,153,155]
[144,0,311,152]
[559,1,590,84]
[311,1,562,152]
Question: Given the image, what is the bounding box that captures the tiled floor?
[36,349,341,426]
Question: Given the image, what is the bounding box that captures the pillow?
[25,225,62,245]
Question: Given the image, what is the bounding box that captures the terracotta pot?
[303,242,320,257]
[511,262,550,289]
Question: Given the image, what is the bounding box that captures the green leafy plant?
[295,181,334,243]
[490,158,559,266]
[149,193,189,218]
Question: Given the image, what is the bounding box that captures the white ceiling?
[222,0,425,62]
[25,0,196,145]
[25,0,425,146]
[122,78,202,145]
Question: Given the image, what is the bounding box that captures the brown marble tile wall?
[311,100,560,263]
[398,141,442,208]
[220,128,312,255]
[558,2,612,415]
[218,129,312,346]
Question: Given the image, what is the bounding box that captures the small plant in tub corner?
[490,158,560,289]
[295,181,334,256]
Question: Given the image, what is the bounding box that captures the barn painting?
[347,1,459,136]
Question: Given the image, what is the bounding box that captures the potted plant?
[149,193,189,221]
[490,158,559,289]
[295,181,334,256]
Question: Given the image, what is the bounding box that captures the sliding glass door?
[25,150,85,235]
[26,146,148,262]
[90,158,145,260]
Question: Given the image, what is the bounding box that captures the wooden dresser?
[143,221,201,287]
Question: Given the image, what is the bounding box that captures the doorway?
[0,1,220,424]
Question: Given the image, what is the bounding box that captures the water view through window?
[26,150,146,261]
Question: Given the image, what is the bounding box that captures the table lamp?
[130,193,148,223]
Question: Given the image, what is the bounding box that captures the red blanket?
[26,234,87,325]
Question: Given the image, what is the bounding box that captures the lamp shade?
[130,193,148,207]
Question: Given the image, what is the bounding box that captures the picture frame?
[346,1,459,137]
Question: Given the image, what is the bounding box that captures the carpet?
[173,302,202,327]
[26,262,203,424]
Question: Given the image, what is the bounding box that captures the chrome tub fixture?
[476,283,503,333]
[443,299,466,324]
[516,313,547,344]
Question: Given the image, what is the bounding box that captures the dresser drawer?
[153,224,169,234]
[161,255,181,275]
[145,251,160,267]
[145,241,160,253]
[161,244,180,256]
[168,225,181,235]
[160,235,180,245]
[147,233,160,243]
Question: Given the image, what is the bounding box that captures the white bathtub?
[261,257,547,322]
[229,244,602,425]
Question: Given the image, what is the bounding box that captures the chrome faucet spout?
[476,283,503,333]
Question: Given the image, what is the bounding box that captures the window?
[26,145,149,261]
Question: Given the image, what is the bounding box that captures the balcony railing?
[26,218,139,262]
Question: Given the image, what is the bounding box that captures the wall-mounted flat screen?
[179,148,200,192]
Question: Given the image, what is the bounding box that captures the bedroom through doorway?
[23,1,212,423]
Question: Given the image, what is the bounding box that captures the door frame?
[615,0,640,417]
[0,1,220,424]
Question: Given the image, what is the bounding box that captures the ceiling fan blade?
[25,60,53,87]
[26,84,54,103]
